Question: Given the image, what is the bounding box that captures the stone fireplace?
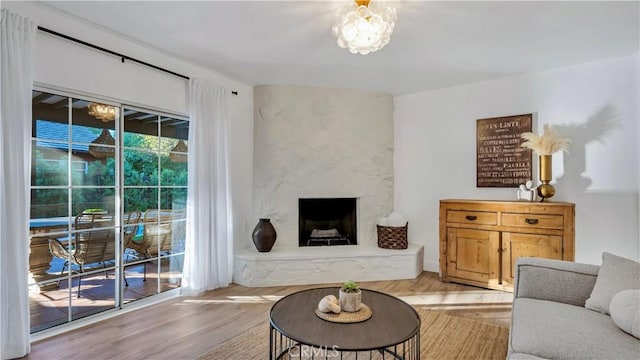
[251,85,394,248]
[232,85,423,287]
[299,198,357,246]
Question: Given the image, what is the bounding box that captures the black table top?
[269,287,420,351]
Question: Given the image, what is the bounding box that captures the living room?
[1,1,639,359]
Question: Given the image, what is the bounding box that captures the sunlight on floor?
[398,290,513,307]
[173,289,513,308]
[177,295,284,305]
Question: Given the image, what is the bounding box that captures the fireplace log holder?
[306,236,352,246]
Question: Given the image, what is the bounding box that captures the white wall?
[395,54,640,271]
[2,2,255,251]
[252,85,394,249]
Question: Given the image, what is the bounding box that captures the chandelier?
[332,0,397,55]
[88,102,117,122]
[87,102,117,158]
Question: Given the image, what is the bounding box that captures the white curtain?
[0,8,36,360]
[181,79,233,295]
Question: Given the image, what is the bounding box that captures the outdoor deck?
[29,254,182,333]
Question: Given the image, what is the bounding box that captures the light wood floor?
[24,272,513,360]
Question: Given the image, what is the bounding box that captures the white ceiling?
[40,1,639,95]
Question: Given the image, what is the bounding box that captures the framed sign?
[477,114,533,188]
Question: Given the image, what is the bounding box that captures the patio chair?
[124,209,183,280]
[122,210,142,254]
[48,213,117,297]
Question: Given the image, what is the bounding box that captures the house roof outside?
[35,119,103,153]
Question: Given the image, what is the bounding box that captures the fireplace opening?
[298,198,357,247]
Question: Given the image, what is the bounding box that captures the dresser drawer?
[501,212,564,229]
[447,210,497,225]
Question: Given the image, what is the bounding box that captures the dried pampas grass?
[520,124,571,155]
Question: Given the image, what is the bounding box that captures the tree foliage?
[31,131,188,219]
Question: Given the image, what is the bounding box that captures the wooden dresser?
[439,199,575,292]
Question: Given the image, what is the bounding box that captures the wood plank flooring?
[24,272,513,360]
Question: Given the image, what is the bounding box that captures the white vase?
[339,289,362,312]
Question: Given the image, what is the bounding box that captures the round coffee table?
[269,287,420,359]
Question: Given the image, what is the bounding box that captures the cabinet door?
[501,232,563,288]
[447,228,500,287]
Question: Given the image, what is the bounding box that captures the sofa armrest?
[513,257,600,307]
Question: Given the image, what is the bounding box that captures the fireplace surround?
[234,86,422,287]
[299,198,357,246]
[253,85,394,248]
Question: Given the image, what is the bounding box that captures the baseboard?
[423,260,439,273]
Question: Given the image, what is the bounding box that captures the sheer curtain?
[181,79,233,295]
[0,8,36,359]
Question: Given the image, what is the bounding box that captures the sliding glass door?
[28,89,187,333]
[121,106,187,304]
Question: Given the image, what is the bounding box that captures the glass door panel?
[123,187,158,214]
[160,254,184,292]
[30,91,189,333]
[29,186,70,332]
[30,91,74,332]
[30,91,119,332]
[70,270,117,320]
[124,110,159,149]
[69,99,118,318]
[31,141,69,187]
[161,188,187,212]
[122,109,163,304]
[158,117,187,292]
[123,150,159,187]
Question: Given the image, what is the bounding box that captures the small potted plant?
[339,280,362,312]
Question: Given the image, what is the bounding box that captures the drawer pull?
[465,215,477,221]
[525,218,539,225]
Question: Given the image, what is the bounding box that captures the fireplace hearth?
[299,198,357,247]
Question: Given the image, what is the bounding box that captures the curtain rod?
[37,26,238,96]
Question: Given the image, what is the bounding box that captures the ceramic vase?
[339,289,362,312]
[252,218,277,252]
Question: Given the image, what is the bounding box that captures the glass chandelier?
[332,0,397,55]
[88,102,117,122]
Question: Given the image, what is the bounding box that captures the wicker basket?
[377,223,408,249]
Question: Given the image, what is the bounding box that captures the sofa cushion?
[585,252,640,314]
[515,258,598,307]
[510,298,640,359]
[610,289,640,339]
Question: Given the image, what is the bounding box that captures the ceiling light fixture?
[87,102,117,158]
[332,0,397,55]
[169,139,188,163]
[88,129,116,158]
[88,102,117,122]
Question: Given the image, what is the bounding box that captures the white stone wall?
[253,85,394,248]
[233,245,424,286]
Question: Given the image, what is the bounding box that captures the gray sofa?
[508,257,640,360]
